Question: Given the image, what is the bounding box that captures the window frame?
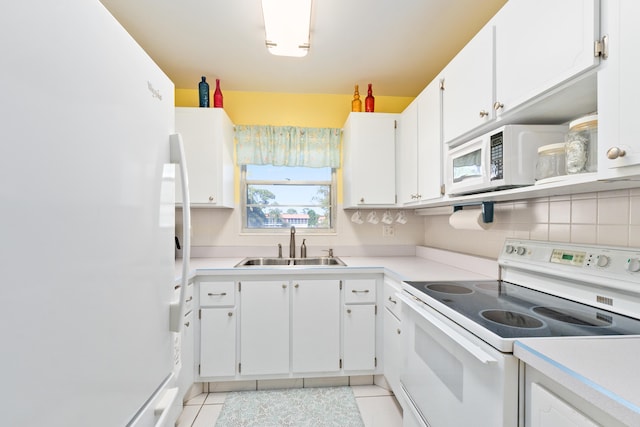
[240,165,338,234]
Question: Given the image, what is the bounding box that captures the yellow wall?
[175,89,413,127]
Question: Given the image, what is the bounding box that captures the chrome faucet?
[289,226,296,258]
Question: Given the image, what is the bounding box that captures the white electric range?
[398,239,640,427]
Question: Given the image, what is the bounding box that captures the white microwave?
[446,124,568,196]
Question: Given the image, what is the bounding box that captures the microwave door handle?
[397,293,497,364]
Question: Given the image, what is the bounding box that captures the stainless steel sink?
[234,257,346,267]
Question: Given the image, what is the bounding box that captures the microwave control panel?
[489,132,504,180]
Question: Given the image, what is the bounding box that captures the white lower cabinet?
[199,307,236,377]
[239,280,290,376]
[292,279,341,373]
[198,281,236,378]
[383,279,404,395]
[343,304,376,371]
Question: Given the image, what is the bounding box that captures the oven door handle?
[398,292,497,364]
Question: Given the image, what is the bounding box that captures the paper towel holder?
[453,201,494,223]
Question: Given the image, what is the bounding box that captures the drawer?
[200,281,235,307]
[383,280,402,319]
[344,279,376,304]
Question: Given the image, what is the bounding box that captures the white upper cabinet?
[598,0,640,177]
[397,79,443,205]
[494,0,600,117]
[343,112,398,208]
[175,107,234,208]
[441,0,600,146]
[441,23,494,145]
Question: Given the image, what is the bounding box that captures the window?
[241,165,336,233]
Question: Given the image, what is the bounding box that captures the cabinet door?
[175,108,234,207]
[343,304,376,371]
[530,383,599,427]
[292,279,341,373]
[383,308,402,395]
[494,0,600,116]
[239,281,289,375]
[598,0,640,176]
[416,79,443,202]
[442,23,494,144]
[200,307,236,377]
[397,100,419,205]
[343,112,398,207]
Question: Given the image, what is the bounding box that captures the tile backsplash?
[423,188,640,259]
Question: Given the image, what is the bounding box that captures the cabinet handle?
[347,309,352,314]
[208,196,214,202]
[282,284,287,289]
[607,147,627,160]
[184,321,190,327]
[388,296,397,304]
[186,296,193,302]
[397,328,401,335]
[352,289,370,293]
[294,283,299,288]
[208,292,227,296]
[479,110,489,118]
[360,197,365,203]
[228,312,233,317]
[493,101,504,111]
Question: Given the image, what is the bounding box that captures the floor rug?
[214,386,365,427]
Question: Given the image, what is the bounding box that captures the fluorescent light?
[262,0,312,57]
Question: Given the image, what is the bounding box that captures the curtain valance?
[236,125,341,168]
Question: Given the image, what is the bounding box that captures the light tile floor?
[176,384,403,427]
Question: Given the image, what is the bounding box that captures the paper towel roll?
[448,209,493,231]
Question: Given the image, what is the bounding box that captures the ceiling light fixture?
[261,0,312,57]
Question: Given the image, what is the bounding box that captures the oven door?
[446,135,489,195]
[398,292,518,427]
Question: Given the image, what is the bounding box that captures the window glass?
[242,165,336,232]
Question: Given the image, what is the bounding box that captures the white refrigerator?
[0,1,190,426]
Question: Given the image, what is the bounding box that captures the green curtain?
[236,125,341,168]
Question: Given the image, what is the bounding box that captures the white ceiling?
[99,0,507,97]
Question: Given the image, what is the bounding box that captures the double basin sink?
[235,257,346,267]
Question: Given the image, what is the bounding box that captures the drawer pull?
[352,290,370,294]
[208,292,227,297]
[388,296,397,304]
[186,296,193,302]
[184,321,190,327]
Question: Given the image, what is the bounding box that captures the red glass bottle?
[365,83,375,112]
[213,79,223,108]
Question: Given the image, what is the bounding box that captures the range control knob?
[596,255,610,268]
[505,245,515,254]
[516,246,526,256]
[627,258,640,273]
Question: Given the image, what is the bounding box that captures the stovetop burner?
[424,283,474,294]
[480,309,545,329]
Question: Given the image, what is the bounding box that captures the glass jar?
[565,113,598,174]
[536,143,567,181]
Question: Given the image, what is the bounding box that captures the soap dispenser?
[300,239,307,258]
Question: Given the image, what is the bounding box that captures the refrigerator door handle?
[169,133,191,333]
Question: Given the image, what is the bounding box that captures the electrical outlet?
[382,225,395,237]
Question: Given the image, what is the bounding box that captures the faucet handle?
[277,243,282,258]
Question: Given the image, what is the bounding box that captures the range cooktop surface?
[403,279,640,340]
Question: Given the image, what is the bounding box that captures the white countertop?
[174,245,498,283]
[515,337,640,425]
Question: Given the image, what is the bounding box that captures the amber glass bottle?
[352,85,362,112]
[365,83,375,112]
